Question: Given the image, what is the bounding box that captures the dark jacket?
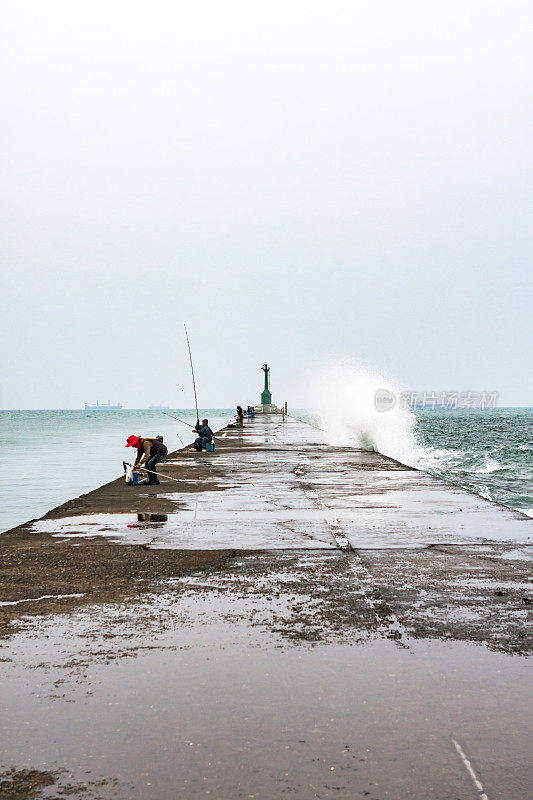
[134,437,167,466]
[195,423,213,441]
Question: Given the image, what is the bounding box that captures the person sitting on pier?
[126,435,168,485]
[192,419,214,452]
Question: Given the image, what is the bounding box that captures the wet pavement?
[30,416,532,550]
[0,415,532,799]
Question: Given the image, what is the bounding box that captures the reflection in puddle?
[137,512,168,523]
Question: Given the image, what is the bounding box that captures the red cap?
[126,435,141,448]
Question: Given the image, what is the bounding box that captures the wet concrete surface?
[26,417,531,550]
[0,562,532,800]
[0,415,532,798]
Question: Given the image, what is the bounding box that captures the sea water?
[0,407,532,534]
[415,407,533,516]
[0,409,233,534]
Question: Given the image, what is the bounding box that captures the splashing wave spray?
[312,361,420,466]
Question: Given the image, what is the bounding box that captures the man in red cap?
[125,435,168,485]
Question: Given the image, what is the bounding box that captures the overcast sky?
[1,1,531,409]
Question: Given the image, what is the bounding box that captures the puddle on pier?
[31,486,533,549]
[0,562,531,800]
[31,509,338,549]
[495,547,532,561]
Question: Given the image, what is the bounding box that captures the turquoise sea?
[0,408,532,533]
[414,408,533,516]
[0,409,234,534]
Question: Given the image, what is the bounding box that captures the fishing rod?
[124,462,182,485]
[161,410,228,445]
[157,328,229,446]
[184,324,199,422]
[161,410,199,429]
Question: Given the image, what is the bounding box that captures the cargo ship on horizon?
[84,401,123,410]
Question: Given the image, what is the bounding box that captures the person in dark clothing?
[126,434,168,484]
[236,405,244,426]
[192,419,214,452]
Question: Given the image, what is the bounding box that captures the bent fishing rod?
[161,410,228,444]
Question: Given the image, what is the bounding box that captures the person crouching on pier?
[126,435,168,484]
[193,419,214,452]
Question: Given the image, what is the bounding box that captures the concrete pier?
[0,415,531,799]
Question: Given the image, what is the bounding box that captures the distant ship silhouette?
[84,401,123,410]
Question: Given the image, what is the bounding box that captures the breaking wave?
[307,362,532,517]
[312,361,420,466]
[476,457,501,474]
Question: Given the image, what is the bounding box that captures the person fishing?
[125,435,168,484]
[192,419,214,452]
[236,405,245,426]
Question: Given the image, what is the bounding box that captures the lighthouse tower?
[261,364,272,404]
[255,363,279,414]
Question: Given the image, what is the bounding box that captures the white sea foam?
[477,485,495,502]
[417,447,464,471]
[476,457,501,474]
[312,361,419,466]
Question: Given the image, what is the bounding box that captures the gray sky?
[1,0,532,409]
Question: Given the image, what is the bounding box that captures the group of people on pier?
[125,405,247,483]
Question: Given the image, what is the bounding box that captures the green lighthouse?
[261,363,272,405]
[255,362,280,414]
